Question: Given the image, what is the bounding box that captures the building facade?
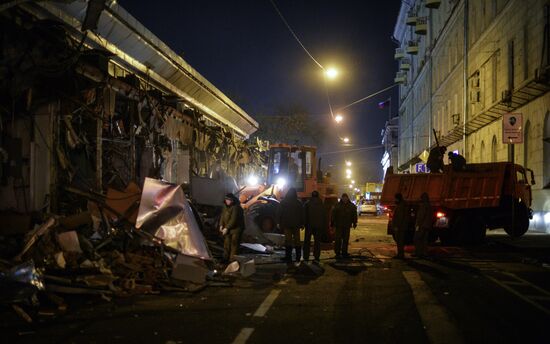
[393,0,550,232]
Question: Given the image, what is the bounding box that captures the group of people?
[426,145,467,173]
[219,188,358,264]
[218,189,434,263]
[277,188,357,263]
[391,192,432,259]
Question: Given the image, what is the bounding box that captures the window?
[273,152,281,174]
[481,140,486,163]
[508,40,515,91]
[524,120,530,168]
[491,135,498,162]
[544,112,550,188]
[471,144,476,163]
[516,170,526,184]
[305,151,313,177]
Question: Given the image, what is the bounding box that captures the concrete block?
[172,254,208,284]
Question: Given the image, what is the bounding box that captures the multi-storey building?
[392,0,550,232]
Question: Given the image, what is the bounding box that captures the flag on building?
[378,98,391,109]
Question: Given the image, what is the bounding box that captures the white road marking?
[402,271,464,344]
[253,289,281,317]
[485,273,550,315]
[232,328,254,344]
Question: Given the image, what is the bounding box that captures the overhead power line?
[319,145,384,156]
[337,83,399,111]
[268,0,324,70]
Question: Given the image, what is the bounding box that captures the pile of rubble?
[0,178,240,324]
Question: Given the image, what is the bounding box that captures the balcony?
[415,17,428,35]
[394,72,407,84]
[406,11,417,26]
[425,0,441,9]
[394,48,405,59]
[406,41,419,55]
[400,58,411,71]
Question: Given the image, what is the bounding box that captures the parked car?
[358,199,378,216]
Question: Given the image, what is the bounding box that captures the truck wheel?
[503,202,530,237]
[428,230,438,244]
[439,230,457,246]
[470,217,486,245]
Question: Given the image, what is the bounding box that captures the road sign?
[415,163,430,173]
[502,113,523,144]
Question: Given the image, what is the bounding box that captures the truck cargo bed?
[381,163,509,210]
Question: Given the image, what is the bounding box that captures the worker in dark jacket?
[304,190,326,262]
[448,151,466,171]
[331,193,357,258]
[414,192,433,257]
[278,187,304,263]
[220,193,245,262]
[392,193,410,259]
[427,146,446,173]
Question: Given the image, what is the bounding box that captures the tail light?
[436,211,446,218]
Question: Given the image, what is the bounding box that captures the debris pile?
[0,178,225,323]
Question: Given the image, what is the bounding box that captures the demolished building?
[0,1,269,318]
[0,0,263,217]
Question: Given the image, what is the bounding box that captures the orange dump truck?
[381,162,535,245]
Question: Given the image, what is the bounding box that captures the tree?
[251,104,327,147]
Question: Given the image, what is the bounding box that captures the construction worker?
[427,146,447,173]
[448,151,467,171]
[392,193,410,259]
[304,190,326,262]
[220,193,245,262]
[278,187,304,263]
[413,192,433,257]
[331,193,357,259]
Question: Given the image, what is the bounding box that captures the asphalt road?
[4,215,550,344]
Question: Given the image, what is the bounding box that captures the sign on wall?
[415,163,430,173]
[502,113,523,144]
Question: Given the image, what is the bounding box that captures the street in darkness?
[3,215,550,343]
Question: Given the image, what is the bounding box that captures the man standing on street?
[304,190,326,263]
[414,192,432,257]
[331,193,357,259]
[278,187,304,263]
[392,193,409,259]
[220,193,245,263]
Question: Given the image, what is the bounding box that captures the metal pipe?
[463,0,469,155]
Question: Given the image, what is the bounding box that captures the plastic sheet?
[136,178,211,260]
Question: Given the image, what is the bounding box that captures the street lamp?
[345,161,352,167]
[345,168,352,175]
[325,67,338,80]
[351,180,355,184]
[342,137,350,143]
[334,114,343,123]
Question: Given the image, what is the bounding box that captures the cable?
[337,83,399,111]
[268,0,324,70]
[319,145,384,156]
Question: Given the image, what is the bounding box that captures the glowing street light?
[334,114,343,123]
[349,184,353,188]
[342,137,350,143]
[345,161,352,167]
[325,67,338,80]
[345,169,352,175]
[351,180,355,184]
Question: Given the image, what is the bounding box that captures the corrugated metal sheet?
[25,0,258,137]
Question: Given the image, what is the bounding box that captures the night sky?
[119,0,401,185]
